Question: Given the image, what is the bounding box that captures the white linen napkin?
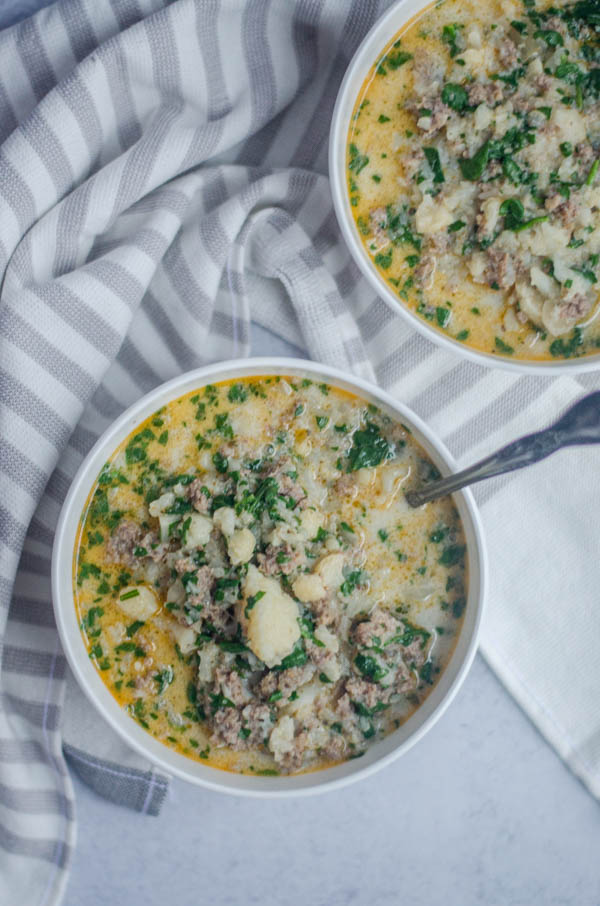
[0,0,599,904]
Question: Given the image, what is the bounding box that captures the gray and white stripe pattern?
[1,0,599,902]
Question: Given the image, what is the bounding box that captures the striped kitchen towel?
[1,0,600,903]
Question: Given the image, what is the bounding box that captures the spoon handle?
[406,391,600,508]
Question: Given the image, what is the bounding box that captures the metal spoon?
[405,390,600,508]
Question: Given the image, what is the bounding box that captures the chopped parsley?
[424,147,445,184]
[276,644,308,671]
[441,23,463,58]
[340,569,365,596]
[436,306,451,328]
[244,590,265,618]
[346,422,394,472]
[348,142,369,175]
[227,383,249,403]
[154,666,174,694]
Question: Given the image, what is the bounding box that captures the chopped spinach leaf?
[354,653,389,683]
[441,82,468,112]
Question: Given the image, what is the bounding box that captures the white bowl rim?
[52,356,487,798]
[328,0,600,375]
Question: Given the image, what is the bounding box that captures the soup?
[348,0,600,362]
[74,376,467,775]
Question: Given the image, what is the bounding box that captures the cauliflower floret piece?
[292,573,326,603]
[314,624,339,653]
[530,266,559,298]
[320,658,342,683]
[444,183,477,212]
[467,24,482,48]
[515,281,544,323]
[158,513,179,542]
[269,715,295,760]
[227,528,256,565]
[149,492,175,518]
[492,103,515,138]
[479,197,502,237]
[500,0,521,16]
[106,622,126,645]
[315,553,346,590]
[529,58,543,77]
[240,565,300,668]
[542,295,592,336]
[182,513,212,550]
[356,467,375,487]
[553,107,587,145]
[461,46,493,73]
[283,680,322,719]
[299,509,325,539]
[116,585,158,620]
[212,506,236,537]
[415,194,453,234]
[166,578,185,607]
[503,307,521,332]
[467,251,487,284]
[524,221,570,256]
[197,641,220,683]
[306,723,330,749]
[474,103,493,131]
[169,623,198,655]
[296,437,312,457]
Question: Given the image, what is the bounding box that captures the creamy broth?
[348,0,600,362]
[74,377,467,775]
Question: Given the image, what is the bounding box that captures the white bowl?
[329,0,600,374]
[52,357,487,797]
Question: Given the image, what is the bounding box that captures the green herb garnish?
[346,422,394,472]
[354,653,389,683]
[424,147,445,184]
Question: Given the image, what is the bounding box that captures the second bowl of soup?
[330,0,600,371]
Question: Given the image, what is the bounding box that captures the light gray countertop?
[63,326,600,906]
[64,654,600,906]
